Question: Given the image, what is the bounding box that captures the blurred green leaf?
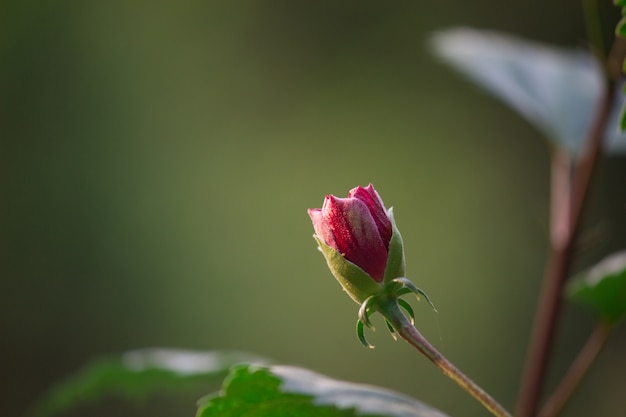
[616,16,626,37]
[567,251,626,323]
[430,28,626,157]
[26,348,266,417]
[197,363,451,417]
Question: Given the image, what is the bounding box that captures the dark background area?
[1,1,625,416]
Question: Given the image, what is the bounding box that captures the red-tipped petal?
[323,195,388,281]
[349,184,392,249]
[308,207,337,250]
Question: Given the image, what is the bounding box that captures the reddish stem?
[514,80,613,417]
[537,321,611,417]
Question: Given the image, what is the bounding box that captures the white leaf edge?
[270,364,452,417]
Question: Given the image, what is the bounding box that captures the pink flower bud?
[308,184,392,282]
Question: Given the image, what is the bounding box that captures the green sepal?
[616,0,626,8]
[385,320,398,340]
[314,236,383,304]
[354,277,435,348]
[392,277,438,312]
[398,298,415,324]
[357,320,374,348]
[357,299,377,349]
[383,208,407,285]
[358,296,376,330]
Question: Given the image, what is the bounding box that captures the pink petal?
[308,207,337,250]
[323,195,388,281]
[349,184,392,249]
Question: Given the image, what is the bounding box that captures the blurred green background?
[1,1,625,416]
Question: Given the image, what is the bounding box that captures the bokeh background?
[2,1,625,416]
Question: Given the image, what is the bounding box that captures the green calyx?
[357,277,437,349]
[314,236,383,304]
[383,208,406,284]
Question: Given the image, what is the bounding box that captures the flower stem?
[537,321,611,417]
[380,298,512,417]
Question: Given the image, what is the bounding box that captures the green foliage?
[197,364,450,417]
[616,16,626,37]
[26,348,265,417]
[567,251,626,324]
[430,28,626,156]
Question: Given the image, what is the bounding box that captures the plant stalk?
[514,66,614,417]
[537,321,611,417]
[381,299,512,417]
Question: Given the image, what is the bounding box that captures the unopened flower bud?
[308,184,406,303]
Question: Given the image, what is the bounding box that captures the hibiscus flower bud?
[308,184,406,303]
